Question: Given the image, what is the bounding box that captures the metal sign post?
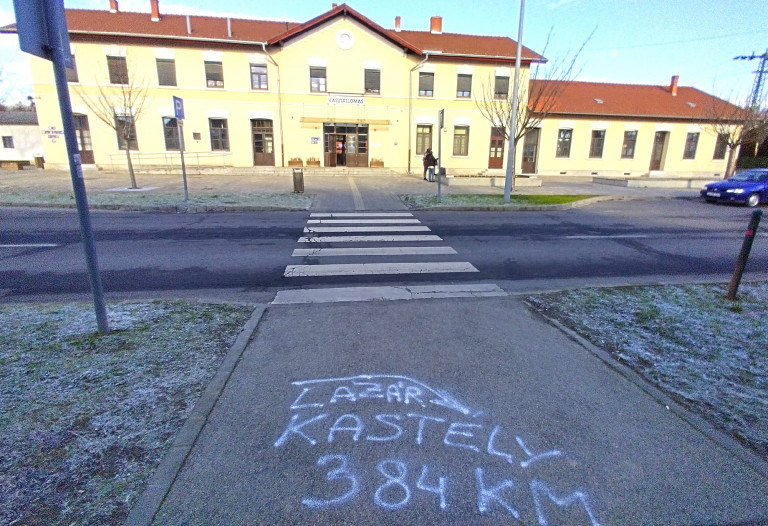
[437,109,444,202]
[173,96,189,201]
[14,0,108,333]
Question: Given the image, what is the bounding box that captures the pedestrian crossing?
[276,212,507,304]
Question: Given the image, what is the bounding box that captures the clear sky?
[1,0,766,105]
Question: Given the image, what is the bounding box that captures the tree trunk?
[125,146,137,189]
[725,146,736,179]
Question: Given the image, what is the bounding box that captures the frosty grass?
[0,301,252,525]
[526,282,768,458]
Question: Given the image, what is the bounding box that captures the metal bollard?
[726,210,762,300]
[292,167,304,193]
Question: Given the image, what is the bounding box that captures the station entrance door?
[324,123,369,167]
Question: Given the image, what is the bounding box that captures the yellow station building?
[9,1,743,178]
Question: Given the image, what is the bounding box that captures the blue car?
[701,168,768,207]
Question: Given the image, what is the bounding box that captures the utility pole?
[503,0,525,203]
[734,49,768,112]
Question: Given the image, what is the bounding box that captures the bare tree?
[475,29,594,182]
[705,97,768,178]
[0,64,11,107]
[75,58,148,189]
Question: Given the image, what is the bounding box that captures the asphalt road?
[1,198,766,297]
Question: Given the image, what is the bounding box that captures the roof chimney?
[109,0,118,12]
[150,0,160,22]
[395,16,401,32]
[670,75,679,96]
[430,16,442,34]
[332,3,338,8]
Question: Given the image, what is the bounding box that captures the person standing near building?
[423,148,437,182]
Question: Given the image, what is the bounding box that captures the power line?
[586,29,768,52]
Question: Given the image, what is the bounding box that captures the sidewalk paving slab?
[141,296,768,525]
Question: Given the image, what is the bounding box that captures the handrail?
[106,151,232,174]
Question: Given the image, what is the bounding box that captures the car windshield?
[731,170,768,182]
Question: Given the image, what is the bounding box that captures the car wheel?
[746,193,760,207]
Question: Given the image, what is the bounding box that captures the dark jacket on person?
[423,151,437,168]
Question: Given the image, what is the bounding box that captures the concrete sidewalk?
[129,295,768,525]
[0,168,703,211]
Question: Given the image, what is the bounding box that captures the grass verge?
[401,193,594,208]
[0,190,311,210]
[0,300,253,525]
[525,282,768,459]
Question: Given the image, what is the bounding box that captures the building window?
[163,117,180,150]
[114,114,138,150]
[453,126,469,156]
[310,67,326,92]
[494,76,509,99]
[156,59,176,86]
[2,136,14,148]
[209,118,229,151]
[621,130,637,159]
[683,132,699,159]
[416,125,432,155]
[251,64,268,90]
[589,130,605,158]
[66,55,78,83]
[713,133,728,160]
[556,128,572,158]
[419,72,434,97]
[456,74,472,98]
[107,56,128,84]
[205,61,224,88]
[364,69,380,94]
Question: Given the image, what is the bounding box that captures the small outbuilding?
[0,111,43,169]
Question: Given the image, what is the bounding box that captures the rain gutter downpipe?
[408,53,430,174]
[262,42,285,167]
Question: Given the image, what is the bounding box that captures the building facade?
[0,111,43,165]
[8,1,742,178]
[19,2,544,174]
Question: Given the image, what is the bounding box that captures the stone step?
[123,166,401,176]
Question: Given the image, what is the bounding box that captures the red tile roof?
[1,3,543,62]
[61,9,299,43]
[390,31,544,62]
[530,80,741,120]
[266,4,422,56]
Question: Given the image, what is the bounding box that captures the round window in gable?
[336,30,354,50]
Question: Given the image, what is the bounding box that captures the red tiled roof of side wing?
[62,9,300,43]
[391,30,545,62]
[530,80,742,119]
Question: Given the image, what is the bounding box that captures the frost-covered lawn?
[526,282,768,458]
[0,189,311,210]
[0,301,253,525]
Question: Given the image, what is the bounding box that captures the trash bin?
[34,155,45,169]
[292,167,304,193]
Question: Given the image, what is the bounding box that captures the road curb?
[523,300,768,482]
[403,194,635,211]
[0,193,698,212]
[125,304,269,526]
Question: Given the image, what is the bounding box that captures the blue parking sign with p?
[173,96,184,120]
